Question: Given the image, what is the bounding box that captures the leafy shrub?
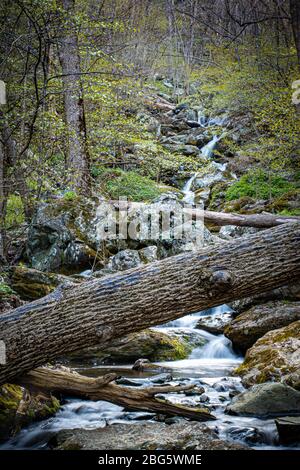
[5,195,25,228]
[226,169,296,201]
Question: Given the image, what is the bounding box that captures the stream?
[0,124,294,451]
[0,305,283,450]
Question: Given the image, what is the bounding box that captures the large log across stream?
[0,223,300,386]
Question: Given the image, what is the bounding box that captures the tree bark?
[58,0,90,194]
[290,0,300,68]
[16,367,216,421]
[0,222,300,385]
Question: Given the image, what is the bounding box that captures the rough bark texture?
[0,223,300,385]
[58,0,90,194]
[16,367,215,421]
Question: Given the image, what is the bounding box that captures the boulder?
[196,312,233,335]
[229,283,300,314]
[275,416,300,444]
[224,301,300,352]
[138,246,158,263]
[52,422,249,450]
[219,225,260,239]
[234,320,300,389]
[106,249,141,272]
[66,328,206,364]
[26,198,102,273]
[10,266,77,300]
[226,383,300,418]
[0,384,60,442]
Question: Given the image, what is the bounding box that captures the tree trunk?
[58,0,90,194]
[111,200,300,228]
[290,0,300,67]
[0,222,300,385]
[200,210,300,228]
[16,367,215,421]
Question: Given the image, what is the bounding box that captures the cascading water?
[201,135,219,158]
[182,173,198,204]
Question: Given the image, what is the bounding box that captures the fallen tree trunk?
[111,200,300,228]
[16,367,215,421]
[0,223,300,385]
[200,210,300,229]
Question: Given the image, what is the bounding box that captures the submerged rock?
[0,384,60,442]
[224,301,300,353]
[226,383,300,418]
[234,320,300,389]
[52,422,249,450]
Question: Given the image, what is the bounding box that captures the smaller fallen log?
[200,210,300,229]
[111,200,300,229]
[16,367,216,422]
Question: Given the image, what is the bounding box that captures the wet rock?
[52,422,249,450]
[275,416,300,444]
[106,249,141,271]
[224,301,300,353]
[226,383,300,418]
[185,386,205,397]
[10,266,77,300]
[234,320,300,389]
[226,426,268,445]
[212,378,243,394]
[0,384,60,442]
[132,359,169,372]
[196,312,233,334]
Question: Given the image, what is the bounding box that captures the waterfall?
[190,333,237,360]
[197,110,207,127]
[201,135,219,159]
[182,173,198,204]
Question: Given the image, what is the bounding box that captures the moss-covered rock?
[66,328,207,364]
[225,301,300,353]
[0,384,60,442]
[267,190,300,216]
[10,266,78,300]
[234,320,300,390]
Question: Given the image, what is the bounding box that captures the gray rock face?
[224,301,300,352]
[107,249,142,271]
[139,246,158,263]
[162,144,200,156]
[233,320,300,390]
[219,225,260,239]
[226,383,300,418]
[26,199,100,273]
[53,422,249,450]
[196,312,233,335]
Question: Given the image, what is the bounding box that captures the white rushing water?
[182,173,198,204]
[201,135,219,158]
